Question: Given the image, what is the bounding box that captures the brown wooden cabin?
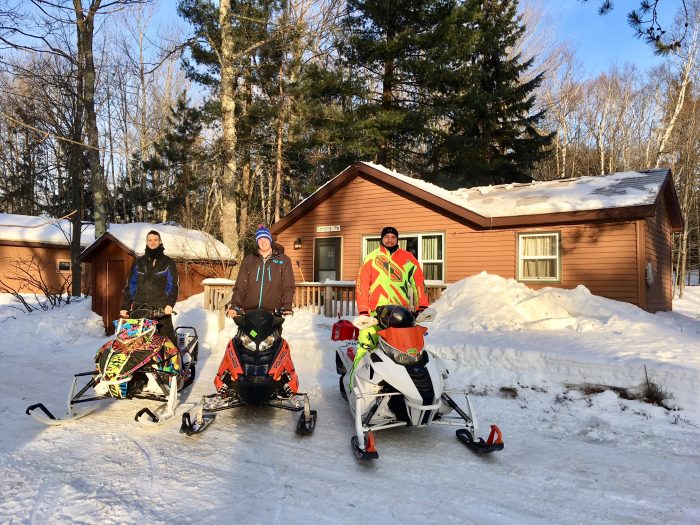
[271,162,683,313]
[79,233,231,334]
[0,239,89,295]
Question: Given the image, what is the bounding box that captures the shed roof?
[0,214,233,260]
[79,224,233,262]
[271,162,682,233]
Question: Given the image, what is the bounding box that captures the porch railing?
[294,282,447,317]
[203,279,447,327]
[202,278,235,330]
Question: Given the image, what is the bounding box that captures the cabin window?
[517,232,561,281]
[57,260,71,273]
[362,232,444,283]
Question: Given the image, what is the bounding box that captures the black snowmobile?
[180,308,316,436]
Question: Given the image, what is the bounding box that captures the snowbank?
[427,272,700,414]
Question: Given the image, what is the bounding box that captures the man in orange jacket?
[353,226,429,379]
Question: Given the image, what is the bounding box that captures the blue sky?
[152,0,685,78]
[553,0,686,75]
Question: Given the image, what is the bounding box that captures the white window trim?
[362,232,445,284]
[517,232,561,282]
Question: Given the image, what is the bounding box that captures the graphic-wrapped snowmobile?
[334,305,504,460]
[26,307,198,425]
[180,308,316,435]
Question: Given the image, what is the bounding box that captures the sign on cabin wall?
[316,225,341,232]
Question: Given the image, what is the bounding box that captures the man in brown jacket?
[226,225,295,316]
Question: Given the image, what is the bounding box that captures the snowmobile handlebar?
[227,307,293,318]
[124,307,177,320]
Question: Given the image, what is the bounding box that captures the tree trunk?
[377,52,395,167]
[69,100,84,296]
[655,38,698,167]
[238,66,252,239]
[74,0,107,237]
[219,0,239,254]
[274,57,285,222]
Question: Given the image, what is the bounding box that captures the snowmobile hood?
[234,308,284,342]
[377,326,427,357]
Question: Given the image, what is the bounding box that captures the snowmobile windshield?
[377,326,427,365]
[234,308,284,345]
[377,305,415,329]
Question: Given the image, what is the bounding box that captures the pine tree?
[425,0,554,188]
[341,0,455,175]
[141,92,207,229]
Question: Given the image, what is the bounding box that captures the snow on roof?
[361,162,667,218]
[0,214,232,260]
[102,223,233,260]
[0,213,92,246]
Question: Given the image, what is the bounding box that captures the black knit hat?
[381,226,399,239]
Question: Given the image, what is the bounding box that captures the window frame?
[57,259,72,274]
[361,231,445,284]
[516,231,562,283]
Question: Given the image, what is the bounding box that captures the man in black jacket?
[120,230,179,343]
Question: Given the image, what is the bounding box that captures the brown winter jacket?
[228,243,295,312]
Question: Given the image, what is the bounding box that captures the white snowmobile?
[334,305,504,460]
[26,307,199,426]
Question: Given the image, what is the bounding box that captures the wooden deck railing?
[202,279,235,330]
[293,282,447,317]
[203,280,447,326]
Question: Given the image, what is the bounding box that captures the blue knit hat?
[255,224,272,244]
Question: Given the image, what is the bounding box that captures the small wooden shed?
[78,224,234,334]
[0,213,91,295]
[271,162,683,313]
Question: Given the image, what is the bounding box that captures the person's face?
[382,233,398,247]
[146,234,161,249]
[258,237,271,252]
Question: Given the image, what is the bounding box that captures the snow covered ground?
[1,274,699,524]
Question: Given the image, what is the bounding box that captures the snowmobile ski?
[25,376,98,425]
[456,425,504,454]
[296,410,318,435]
[351,431,378,460]
[25,402,97,425]
[180,410,217,435]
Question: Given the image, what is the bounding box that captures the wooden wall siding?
[644,195,673,312]
[275,175,480,283]
[275,175,642,307]
[0,244,73,293]
[562,222,639,303]
[176,262,213,300]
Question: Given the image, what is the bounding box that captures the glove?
[226,306,244,318]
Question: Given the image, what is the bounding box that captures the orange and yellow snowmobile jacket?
[355,245,429,315]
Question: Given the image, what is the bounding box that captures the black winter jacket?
[122,252,179,310]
